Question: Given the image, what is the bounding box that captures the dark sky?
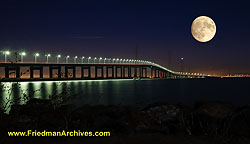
[1,0,250,75]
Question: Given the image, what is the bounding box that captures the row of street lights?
[1,51,152,64]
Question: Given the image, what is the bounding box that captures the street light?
[88,57,91,63]
[99,57,102,63]
[34,53,39,63]
[112,58,115,63]
[3,51,10,62]
[19,52,26,63]
[57,54,61,63]
[94,57,97,63]
[45,54,51,63]
[74,56,77,63]
[104,58,107,63]
[81,56,85,63]
[66,55,70,63]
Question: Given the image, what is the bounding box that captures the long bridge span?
[0,61,208,82]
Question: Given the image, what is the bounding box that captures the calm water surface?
[1,78,250,112]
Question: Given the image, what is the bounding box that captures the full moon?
[191,16,216,42]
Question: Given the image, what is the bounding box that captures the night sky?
[1,0,250,75]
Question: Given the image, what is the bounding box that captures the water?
[1,78,250,112]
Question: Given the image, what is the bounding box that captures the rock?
[195,101,234,119]
[70,105,138,135]
[182,101,235,136]
[228,106,250,136]
[138,103,184,134]
[9,98,53,117]
[0,109,11,137]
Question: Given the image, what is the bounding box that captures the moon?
[191,16,216,42]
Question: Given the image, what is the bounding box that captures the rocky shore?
[0,99,250,144]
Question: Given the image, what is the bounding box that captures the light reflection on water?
[0,79,138,113]
[1,78,250,113]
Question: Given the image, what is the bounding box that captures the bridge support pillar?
[128,66,131,78]
[139,66,142,78]
[120,66,123,78]
[150,67,153,78]
[81,66,84,78]
[5,67,9,78]
[143,67,147,78]
[112,66,114,78]
[58,67,61,78]
[115,66,117,78]
[49,66,52,78]
[65,67,68,78]
[39,67,43,78]
[73,66,76,78]
[122,66,125,78]
[106,66,108,78]
[16,67,20,78]
[134,66,137,77]
[95,67,97,78]
[154,69,157,78]
[30,66,34,78]
[88,67,91,78]
[100,67,104,78]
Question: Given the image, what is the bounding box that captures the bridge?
[0,50,209,81]
[0,61,208,82]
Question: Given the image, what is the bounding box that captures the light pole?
[57,54,61,63]
[34,53,39,63]
[66,55,70,63]
[104,58,107,63]
[45,54,51,63]
[99,57,102,63]
[3,51,10,62]
[94,57,97,63]
[74,56,77,63]
[81,56,85,63]
[88,57,91,63]
[20,52,26,63]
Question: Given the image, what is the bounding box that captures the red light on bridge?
[160,76,162,78]
[152,76,155,79]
